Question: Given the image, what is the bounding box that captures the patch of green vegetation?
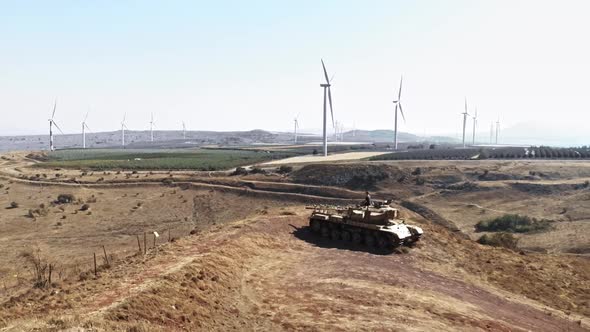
[477,233,519,250]
[36,149,296,171]
[475,214,552,233]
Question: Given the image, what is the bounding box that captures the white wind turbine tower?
[495,118,500,145]
[149,113,156,142]
[293,115,300,144]
[472,108,478,145]
[81,112,91,149]
[48,100,64,151]
[121,114,129,148]
[461,98,470,148]
[392,76,406,150]
[320,59,335,157]
[182,122,186,139]
[490,121,494,144]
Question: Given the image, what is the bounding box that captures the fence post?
[102,245,110,266]
[136,234,141,253]
[93,253,97,277]
[143,232,147,255]
[48,264,52,286]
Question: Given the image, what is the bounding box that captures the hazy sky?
[1,0,589,139]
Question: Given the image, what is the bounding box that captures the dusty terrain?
[262,151,390,165]
[0,152,589,331]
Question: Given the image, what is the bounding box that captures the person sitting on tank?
[364,191,372,207]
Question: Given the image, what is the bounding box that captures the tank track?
[309,217,411,248]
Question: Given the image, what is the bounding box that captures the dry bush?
[8,201,18,209]
[476,214,552,233]
[477,233,519,250]
[80,204,90,211]
[56,194,75,204]
[19,248,55,288]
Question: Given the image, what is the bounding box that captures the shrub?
[231,167,248,176]
[19,249,54,288]
[411,167,422,176]
[80,204,90,211]
[277,165,293,174]
[475,214,552,233]
[312,149,318,155]
[250,167,266,174]
[477,233,519,250]
[8,201,19,209]
[56,194,75,204]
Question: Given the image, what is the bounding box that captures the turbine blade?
[83,111,89,122]
[328,87,334,127]
[329,73,336,83]
[123,113,126,122]
[53,121,64,135]
[397,76,403,100]
[51,100,57,119]
[85,124,92,132]
[321,59,330,84]
[398,103,406,123]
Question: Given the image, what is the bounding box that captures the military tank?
[308,201,423,248]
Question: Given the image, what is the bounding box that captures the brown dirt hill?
[0,206,588,331]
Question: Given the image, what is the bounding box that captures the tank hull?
[308,206,422,248]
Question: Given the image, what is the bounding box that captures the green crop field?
[35,148,296,171]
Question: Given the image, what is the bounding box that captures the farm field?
[31,148,297,171]
[371,146,590,161]
[0,152,589,330]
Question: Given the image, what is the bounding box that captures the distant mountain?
[497,122,589,147]
[0,129,292,152]
[341,130,457,144]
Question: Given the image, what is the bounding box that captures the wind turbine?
[392,76,406,150]
[495,118,500,145]
[121,114,129,148]
[293,115,299,144]
[149,113,156,142]
[472,108,478,145]
[320,59,335,156]
[490,121,494,144]
[82,112,91,149]
[461,98,470,148]
[48,100,64,151]
[182,122,186,139]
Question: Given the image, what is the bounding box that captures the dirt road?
[262,151,390,165]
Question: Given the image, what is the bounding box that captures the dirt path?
[262,151,390,165]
